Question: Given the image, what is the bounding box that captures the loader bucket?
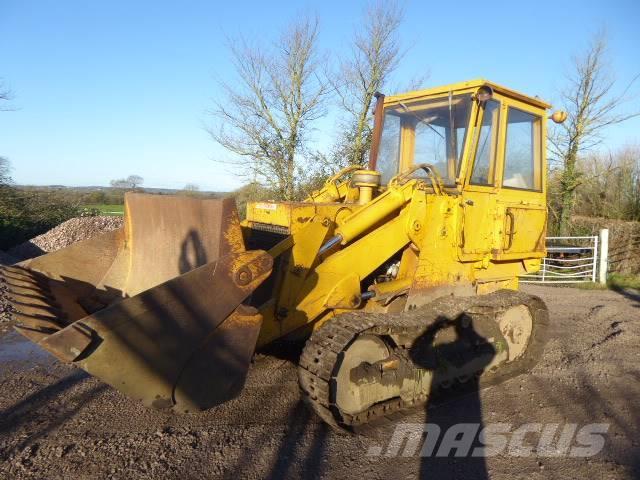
[4,193,273,412]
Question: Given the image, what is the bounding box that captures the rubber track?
[297,290,549,433]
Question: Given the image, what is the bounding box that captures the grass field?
[572,273,640,291]
[608,273,640,290]
[82,204,124,216]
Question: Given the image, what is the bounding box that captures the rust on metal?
[172,304,264,412]
[368,92,386,170]
[234,266,253,286]
[39,322,96,362]
[11,193,274,412]
[14,325,58,343]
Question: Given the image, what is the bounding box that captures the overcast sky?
[1,0,639,191]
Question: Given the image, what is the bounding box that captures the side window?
[503,108,542,190]
[377,113,401,184]
[470,100,500,185]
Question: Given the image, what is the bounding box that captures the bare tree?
[0,79,14,112]
[0,81,15,180]
[574,146,640,221]
[127,175,144,189]
[550,32,639,234]
[0,157,12,185]
[110,179,129,189]
[110,175,144,190]
[182,183,200,196]
[209,18,328,201]
[325,2,405,168]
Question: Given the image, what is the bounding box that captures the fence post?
[592,235,598,282]
[598,229,609,284]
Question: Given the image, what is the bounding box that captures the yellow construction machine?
[6,80,565,430]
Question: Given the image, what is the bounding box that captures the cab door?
[459,98,503,260]
[493,99,547,259]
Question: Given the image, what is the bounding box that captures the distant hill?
[15,184,230,196]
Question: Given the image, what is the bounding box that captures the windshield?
[375,94,473,185]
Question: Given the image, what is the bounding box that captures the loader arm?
[250,177,427,346]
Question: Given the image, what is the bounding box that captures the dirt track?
[1,285,639,479]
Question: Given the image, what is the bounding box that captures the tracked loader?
[5,80,565,430]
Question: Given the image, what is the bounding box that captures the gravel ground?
[7,216,123,261]
[0,285,638,479]
[0,216,123,326]
[0,279,15,328]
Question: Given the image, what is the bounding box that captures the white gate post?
[592,235,598,282]
[598,229,609,284]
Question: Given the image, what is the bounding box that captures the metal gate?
[520,235,599,284]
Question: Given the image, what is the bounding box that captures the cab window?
[376,113,401,185]
[502,108,542,190]
[374,94,473,185]
[470,99,500,186]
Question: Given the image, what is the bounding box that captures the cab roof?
[384,79,552,110]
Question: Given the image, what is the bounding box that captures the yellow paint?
[385,79,552,110]
[246,79,550,348]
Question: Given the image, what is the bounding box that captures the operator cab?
[370,79,554,194]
